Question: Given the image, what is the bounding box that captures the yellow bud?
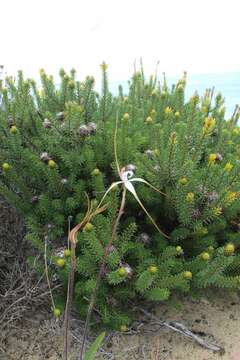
[186,192,194,203]
[176,246,183,254]
[177,84,184,91]
[164,106,173,115]
[39,68,45,76]
[175,111,180,118]
[83,222,94,232]
[91,168,101,176]
[48,160,57,168]
[179,177,188,185]
[64,249,71,257]
[2,163,11,172]
[150,109,157,117]
[201,106,208,113]
[183,271,192,280]
[100,62,108,71]
[201,252,210,261]
[151,90,158,97]
[145,116,153,124]
[56,258,65,267]
[224,162,233,172]
[224,243,235,255]
[123,113,129,121]
[148,265,158,274]
[10,125,18,134]
[120,325,128,332]
[118,267,127,277]
[153,149,160,156]
[53,308,61,317]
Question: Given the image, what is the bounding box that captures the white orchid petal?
[97,181,123,208]
[130,189,170,239]
[130,178,166,196]
[123,179,138,196]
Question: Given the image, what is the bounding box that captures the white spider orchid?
[97,113,169,239]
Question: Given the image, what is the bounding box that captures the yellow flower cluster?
[186,192,194,203]
[100,62,108,71]
[224,162,233,172]
[224,191,238,205]
[164,106,173,115]
[203,117,216,134]
[208,153,217,164]
[212,207,222,216]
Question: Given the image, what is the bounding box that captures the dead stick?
[138,308,224,353]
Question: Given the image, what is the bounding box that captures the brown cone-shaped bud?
[145,149,154,159]
[154,165,160,172]
[107,245,116,253]
[87,122,97,134]
[207,191,218,203]
[216,153,223,161]
[78,124,90,136]
[191,209,201,220]
[31,195,39,204]
[107,296,118,307]
[40,152,51,162]
[56,112,64,121]
[43,118,51,128]
[121,263,133,278]
[138,232,151,245]
[7,115,15,127]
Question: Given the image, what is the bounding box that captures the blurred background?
[1,0,239,116]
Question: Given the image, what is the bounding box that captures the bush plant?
[1,65,240,331]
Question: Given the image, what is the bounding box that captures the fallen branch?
[137,308,224,353]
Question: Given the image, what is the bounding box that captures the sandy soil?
[1,291,240,360]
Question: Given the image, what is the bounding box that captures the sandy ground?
[1,291,240,360]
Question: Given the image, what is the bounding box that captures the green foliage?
[84,332,105,360]
[1,65,240,330]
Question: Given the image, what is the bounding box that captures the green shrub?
[1,65,240,330]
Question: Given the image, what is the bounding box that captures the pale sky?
[1,0,240,81]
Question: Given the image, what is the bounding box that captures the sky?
[0,0,240,82]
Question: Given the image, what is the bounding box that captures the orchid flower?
[97,113,169,239]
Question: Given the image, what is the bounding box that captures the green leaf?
[146,287,170,301]
[84,332,105,360]
[135,271,153,293]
